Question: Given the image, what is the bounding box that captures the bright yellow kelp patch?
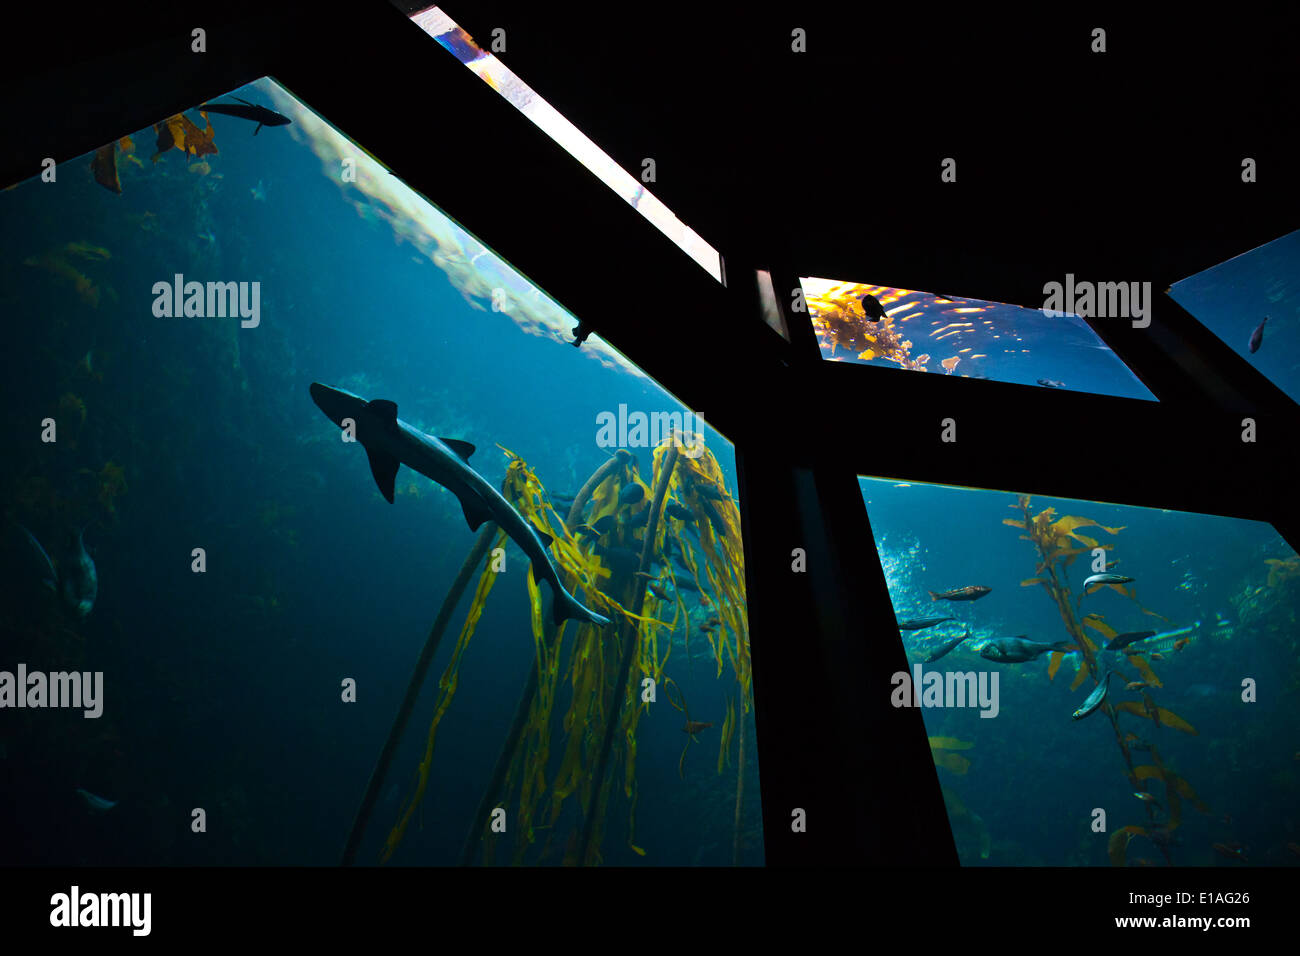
[930,736,974,775]
[382,439,751,865]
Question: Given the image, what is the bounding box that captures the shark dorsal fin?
[364,446,400,503]
[457,490,495,531]
[441,439,475,462]
[535,528,553,549]
[367,399,398,424]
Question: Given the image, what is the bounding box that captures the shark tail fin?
[552,586,609,627]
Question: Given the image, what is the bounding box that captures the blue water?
[1169,228,1300,404]
[863,477,1300,866]
[0,77,761,866]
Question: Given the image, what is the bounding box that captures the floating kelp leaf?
[1108,825,1147,866]
[1127,655,1162,688]
[1069,665,1090,692]
[1047,651,1065,680]
[91,144,121,194]
[1021,577,1045,586]
[1168,773,1211,813]
[1155,707,1197,735]
[932,751,970,775]
[1265,557,1300,587]
[1083,616,1118,640]
[1004,518,1027,529]
[928,736,974,751]
[1132,765,1162,782]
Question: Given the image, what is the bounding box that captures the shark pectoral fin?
[458,491,495,531]
[440,439,475,462]
[364,446,400,503]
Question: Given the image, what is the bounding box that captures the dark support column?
[738,445,958,865]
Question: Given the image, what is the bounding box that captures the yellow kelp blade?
[932,751,970,775]
[928,736,974,751]
[1131,765,1162,783]
[1004,518,1027,529]
[1047,651,1065,681]
[1083,615,1117,641]
[1108,825,1147,866]
[1069,664,1091,692]
[1126,655,1162,688]
[1155,707,1198,735]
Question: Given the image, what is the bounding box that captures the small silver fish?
[923,630,970,664]
[61,526,97,619]
[1072,670,1111,720]
[1083,573,1134,588]
[75,788,117,812]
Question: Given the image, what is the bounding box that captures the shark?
[310,383,609,627]
[198,97,291,135]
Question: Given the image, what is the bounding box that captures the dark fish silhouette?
[897,616,956,631]
[618,483,645,506]
[928,585,991,602]
[571,319,594,347]
[199,97,290,135]
[980,636,1072,663]
[1248,315,1268,354]
[923,631,970,664]
[860,294,888,321]
[1104,630,1156,651]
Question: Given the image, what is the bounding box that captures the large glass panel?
[407,6,724,284]
[0,77,760,866]
[862,477,1298,866]
[803,277,1156,400]
[1167,228,1300,404]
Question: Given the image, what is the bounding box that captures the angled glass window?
[0,77,759,866]
[860,477,1297,866]
[1167,228,1300,404]
[407,6,724,284]
[802,277,1156,400]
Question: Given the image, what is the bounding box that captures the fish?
[577,514,618,538]
[618,483,646,507]
[979,636,1073,663]
[626,508,650,529]
[1133,791,1161,808]
[1072,670,1111,720]
[647,583,671,601]
[683,720,713,735]
[697,498,728,538]
[1037,378,1066,388]
[1173,637,1189,652]
[922,630,970,664]
[897,617,956,631]
[1083,573,1134,587]
[860,293,888,321]
[75,788,117,812]
[927,585,991,602]
[673,575,699,593]
[1212,842,1248,863]
[690,483,730,504]
[198,97,291,135]
[60,526,98,619]
[664,502,693,522]
[12,521,95,617]
[309,383,608,626]
[1126,681,1151,691]
[1149,652,1165,661]
[1248,315,1268,354]
[1104,630,1155,650]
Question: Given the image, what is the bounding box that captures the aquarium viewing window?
[860,476,1297,866]
[407,5,725,284]
[801,277,1156,401]
[0,76,760,867]
[1167,228,1300,406]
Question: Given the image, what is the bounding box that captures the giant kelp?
[1006,495,1209,865]
[366,434,752,865]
